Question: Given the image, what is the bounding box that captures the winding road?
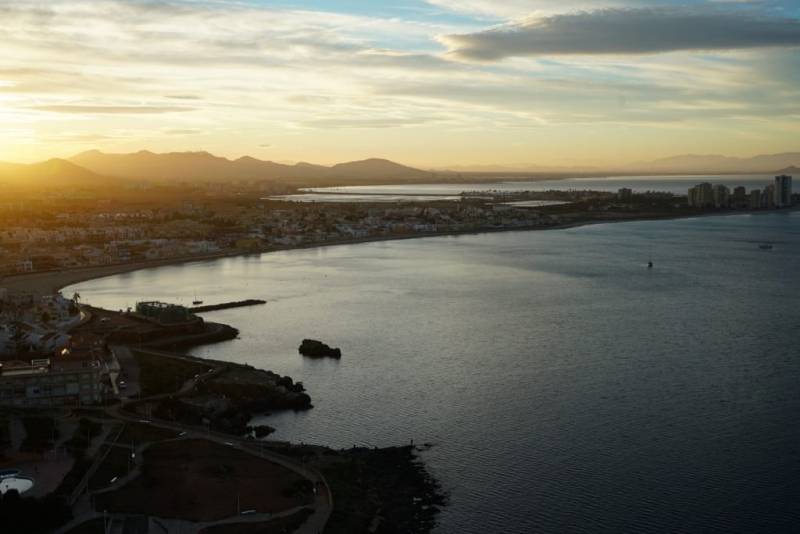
[56,345,333,534]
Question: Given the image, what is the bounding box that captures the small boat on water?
[759,244,773,250]
[192,291,203,305]
[647,261,653,269]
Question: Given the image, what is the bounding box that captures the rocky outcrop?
[298,339,341,359]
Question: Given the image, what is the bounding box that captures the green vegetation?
[133,349,212,396]
[90,422,177,490]
[20,415,58,453]
[88,446,132,490]
[136,301,192,324]
[64,418,103,459]
[51,418,106,500]
[117,422,178,444]
[54,455,95,499]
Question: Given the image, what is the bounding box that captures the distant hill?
[776,166,799,175]
[629,152,800,174]
[0,158,103,189]
[329,158,427,179]
[68,150,429,183]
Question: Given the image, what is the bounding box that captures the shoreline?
[3,207,795,296]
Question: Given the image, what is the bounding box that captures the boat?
[647,261,653,269]
[759,244,773,250]
[192,292,203,305]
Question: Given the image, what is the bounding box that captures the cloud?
[163,128,203,135]
[426,0,630,18]
[32,104,196,114]
[442,8,800,60]
[299,116,442,129]
[45,132,120,142]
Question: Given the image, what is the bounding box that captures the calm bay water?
[305,174,777,197]
[68,211,800,533]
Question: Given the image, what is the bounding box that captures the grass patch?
[88,446,133,490]
[64,418,103,459]
[96,439,311,521]
[133,350,213,396]
[20,415,58,453]
[117,422,178,445]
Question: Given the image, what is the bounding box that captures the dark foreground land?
[0,302,446,534]
[95,439,312,521]
[320,445,446,534]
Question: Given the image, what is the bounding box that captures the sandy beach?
[3,207,787,297]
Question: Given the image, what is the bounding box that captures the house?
[15,260,33,273]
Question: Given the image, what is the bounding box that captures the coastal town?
[3,175,794,279]
[0,172,795,533]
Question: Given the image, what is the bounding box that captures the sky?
[1,0,800,168]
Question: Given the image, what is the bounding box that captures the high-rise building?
[749,189,762,209]
[763,184,776,209]
[774,175,793,207]
[688,182,714,207]
[712,185,730,208]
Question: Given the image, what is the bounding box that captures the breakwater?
[189,299,267,313]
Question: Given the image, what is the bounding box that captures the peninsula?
[0,291,444,533]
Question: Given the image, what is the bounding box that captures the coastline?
[3,204,794,534]
[3,207,794,296]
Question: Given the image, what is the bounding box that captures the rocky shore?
[128,353,312,436]
[302,444,446,534]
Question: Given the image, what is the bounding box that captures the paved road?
[58,347,333,534]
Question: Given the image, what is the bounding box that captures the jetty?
[189,299,266,313]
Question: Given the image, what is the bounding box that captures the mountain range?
[0,150,798,190]
[68,150,430,183]
[0,158,103,189]
[627,152,800,174]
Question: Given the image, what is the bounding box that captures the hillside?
[776,166,799,175]
[68,150,429,183]
[629,152,800,174]
[329,158,429,179]
[0,158,104,189]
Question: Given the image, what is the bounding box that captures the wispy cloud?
[32,104,196,114]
